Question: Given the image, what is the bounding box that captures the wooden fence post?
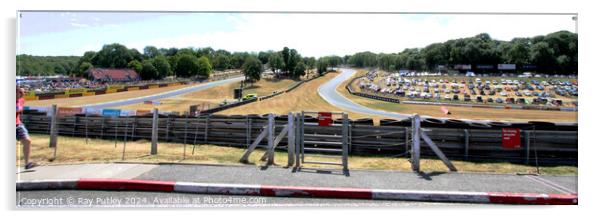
[342,113,349,174]
[151,108,158,155]
[287,112,294,167]
[524,130,530,165]
[267,113,274,165]
[412,114,421,172]
[49,104,58,148]
[464,129,470,161]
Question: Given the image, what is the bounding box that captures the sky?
[17,12,577,57]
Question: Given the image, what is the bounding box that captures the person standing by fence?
[17,87,37,169]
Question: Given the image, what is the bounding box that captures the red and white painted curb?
[16,178,577,205]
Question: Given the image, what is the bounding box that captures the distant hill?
[16,55,81,76]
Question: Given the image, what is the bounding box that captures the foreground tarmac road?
[16,190,465,207]
[83,76,245,109]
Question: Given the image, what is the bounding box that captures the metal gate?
[295,111,349,175]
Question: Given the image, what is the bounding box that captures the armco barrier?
[200,76,316,114]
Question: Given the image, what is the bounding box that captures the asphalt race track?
[83,76,245,109]
[318,68,411,119]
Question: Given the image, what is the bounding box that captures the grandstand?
[87,68,140,82]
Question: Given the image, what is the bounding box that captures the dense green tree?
[143,46,160,59]
[258,51,271,64]
[91,43,134,68]
[530,42,556,72]
[152,56,172,78]
[198,56,213,78]
[286,49,301,75]
[78,62,93,76]
[140,60,159,80]
[268,53,285,74]
[196,47,215,58]
[174,54,200,77]
[304,57,316,75]
[242,56,262,83]
[212,54,231,71]
[230,52,249,69]
[293,61,306,78]
[281,47,290,74]
[16,55,79,76]
[317,57,329,75]
[127,60,143,74]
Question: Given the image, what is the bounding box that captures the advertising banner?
[502,128,521,149]
[498,64,516,70]
[318,112,333,126]
[57,107,83,117]
[102,109,121,117]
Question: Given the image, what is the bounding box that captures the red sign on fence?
[318,112,333,126]
[502,128,521,149]
[57,107,83,117]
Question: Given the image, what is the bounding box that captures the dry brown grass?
[219,72,384,121]
[17,134,576,175]
[339,70,578,122]
[118,79,298,112]
[25,84,193,108]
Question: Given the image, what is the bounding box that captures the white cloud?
[124,14,576,57]
[70,22,90,28]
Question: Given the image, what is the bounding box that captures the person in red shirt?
[17,87,37,169]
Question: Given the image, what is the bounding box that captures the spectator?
[17,87,37,169]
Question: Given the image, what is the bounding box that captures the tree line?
[16,30,577,79]
[346,31,577,74]
[16,55,79,76]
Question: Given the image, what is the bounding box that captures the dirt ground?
[219,72,386,121]
[339,70,578,122]
[17,134,576,175]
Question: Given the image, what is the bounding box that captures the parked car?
[464,95,471,102]
[487,97,494,103]
[495,98,503,103]
[242,93,257,101]
[517,98,526,104]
